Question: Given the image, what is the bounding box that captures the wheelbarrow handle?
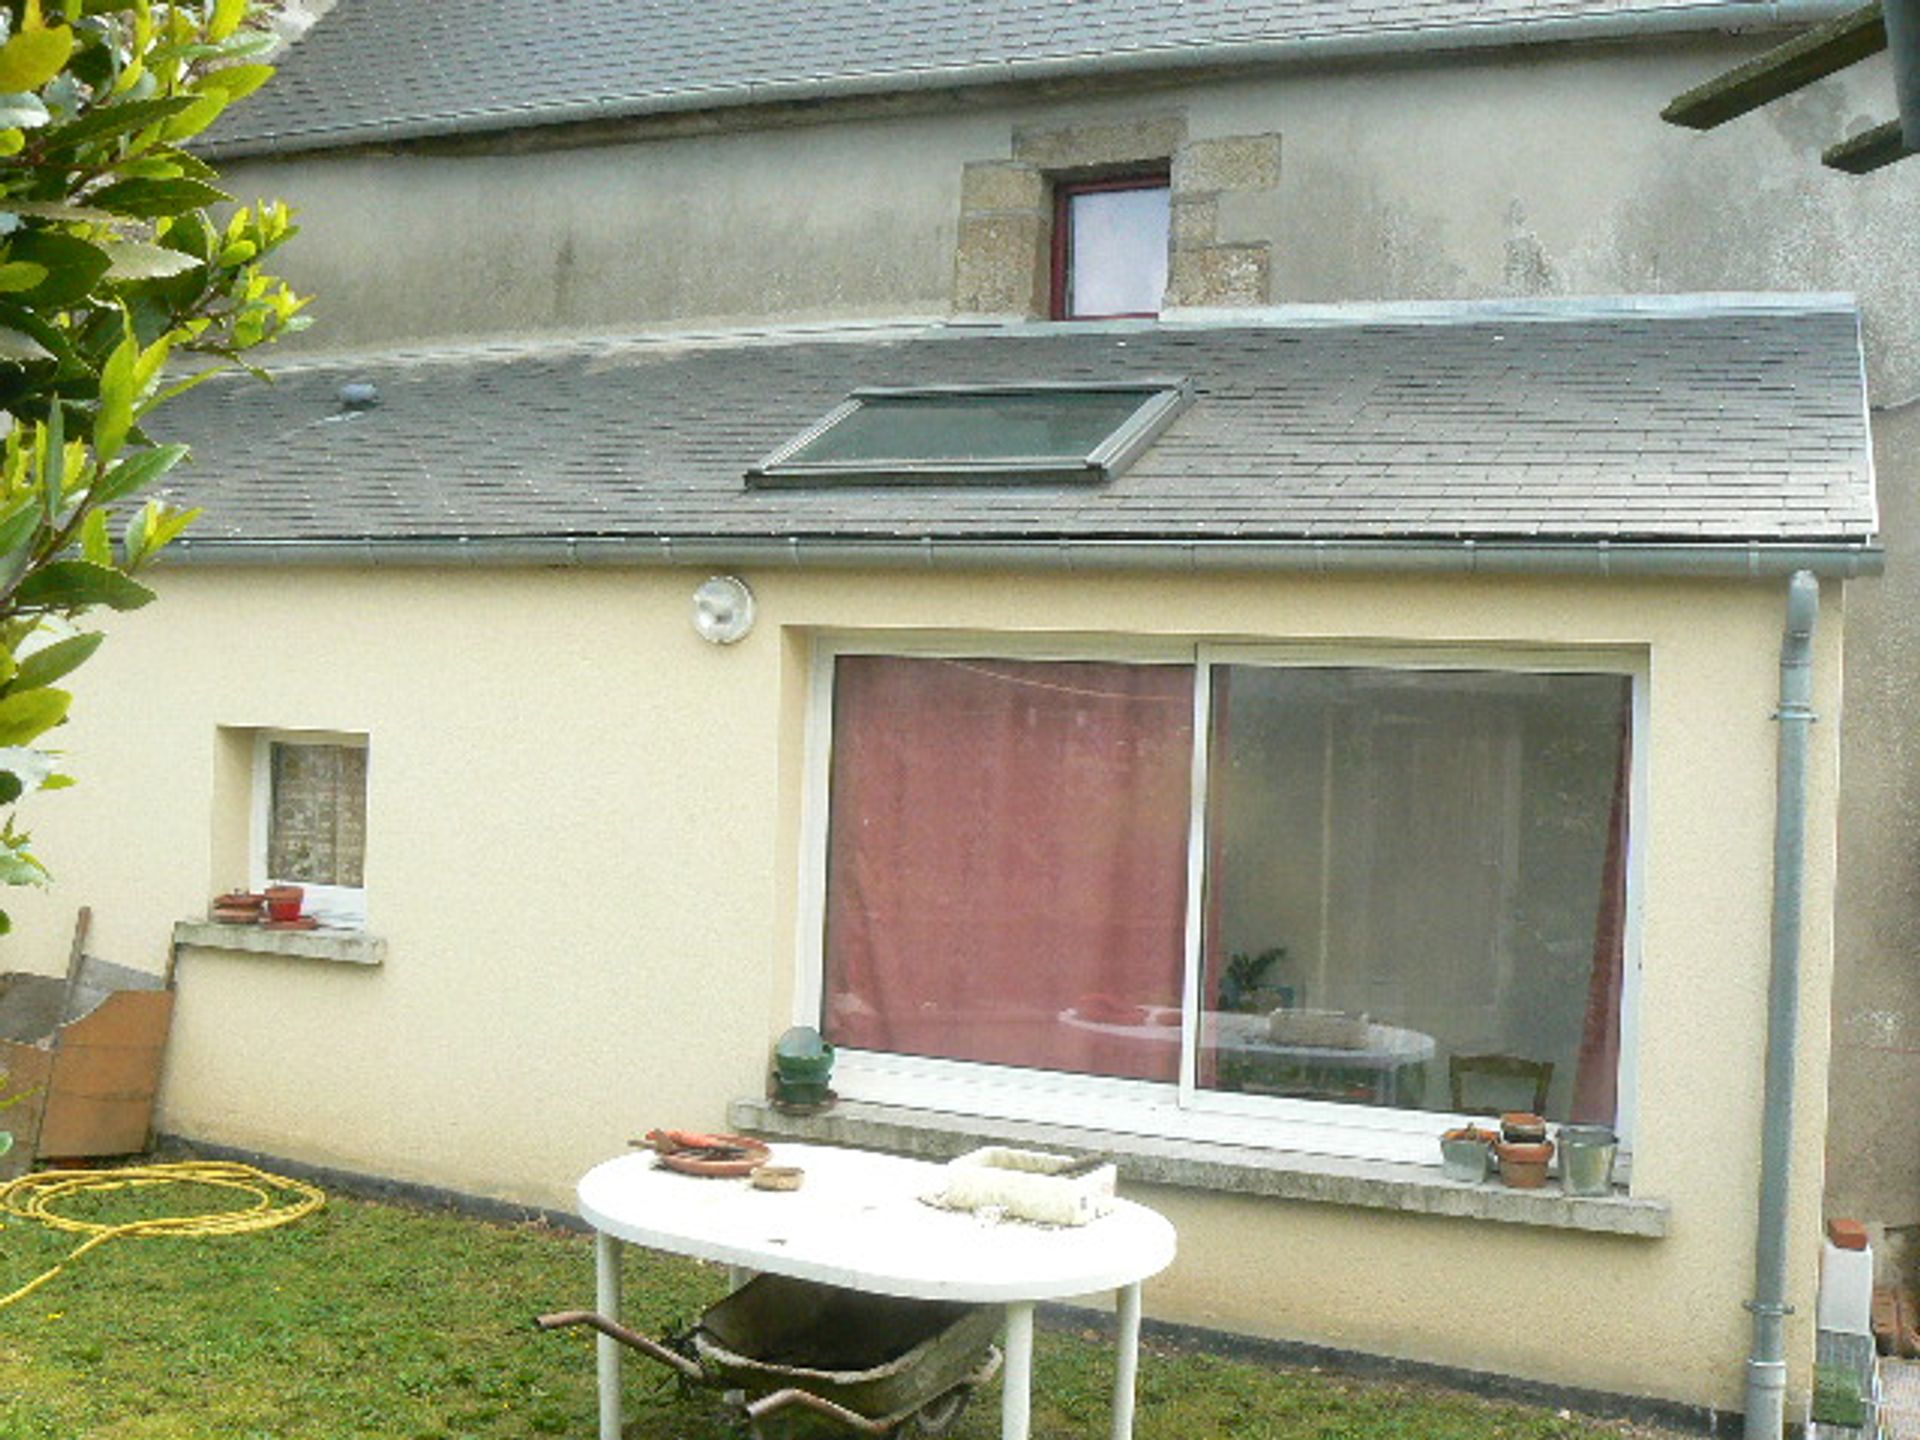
[744,1386,894,1437]
[534,1309,704,1381]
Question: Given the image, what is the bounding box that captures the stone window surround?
[953,112,1281,319]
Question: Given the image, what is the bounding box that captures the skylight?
[746,380,1189,487]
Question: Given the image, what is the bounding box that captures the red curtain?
[1571,699,1632,1124]
[823,656,1193,1081]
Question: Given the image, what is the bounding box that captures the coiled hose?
[0,1160,326,1311]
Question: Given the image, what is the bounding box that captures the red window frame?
[1049,171,1171,322]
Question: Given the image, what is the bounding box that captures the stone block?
[1170,193,1219,247]
[1174,133,1282,194]
[961,160,1046,215]
[1013,113,1187,173]
[1166,243,1271,308]
[953,211,1050,316]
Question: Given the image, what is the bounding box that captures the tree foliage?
[0,0,306,930]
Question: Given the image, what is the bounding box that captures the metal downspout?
[1745,569,1819,1440]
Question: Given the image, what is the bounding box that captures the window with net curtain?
[821,655,1632,1128]
[262,737,368,926]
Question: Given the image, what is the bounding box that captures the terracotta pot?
[264,885,304,922]
[1496,1139,1555,1189]
[1500,1111,1548,1143]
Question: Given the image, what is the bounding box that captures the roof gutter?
[161,535,1885,579]
[207,0,1860,159]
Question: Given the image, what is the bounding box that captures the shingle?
[206,0,1780,156]
[152,307,1876,550]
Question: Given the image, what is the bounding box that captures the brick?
[1170,193,1219,247]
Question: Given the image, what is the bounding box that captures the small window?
[253,731,369,928]
[748,381,1188,487]
[1051,174,1170,320]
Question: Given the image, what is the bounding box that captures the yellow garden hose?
[0,1160,325,1311]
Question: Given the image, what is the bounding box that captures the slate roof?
[151,303,1876,558]
[207,0,1792,157]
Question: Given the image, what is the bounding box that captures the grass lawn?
[0,1173,1692,1440]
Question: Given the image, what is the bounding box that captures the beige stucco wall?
[5,562,1844,1414]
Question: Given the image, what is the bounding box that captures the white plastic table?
[576,1143,1177,1440]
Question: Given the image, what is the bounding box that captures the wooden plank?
[37,991,174,1157]
[1823,117,1919,171]
[1664,2,1886,130]
[0,1040,52,1181]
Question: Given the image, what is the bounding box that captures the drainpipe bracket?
[1770,705,1818,723]
[1743,1298,1796,1317]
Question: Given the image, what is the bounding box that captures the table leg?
[1001,1300,1035,1440]
[1111,1282,1143,1440]
[596,1230,622,1440]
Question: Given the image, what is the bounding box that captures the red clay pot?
[1496,1139,1555,1189]
[264,885,304,922]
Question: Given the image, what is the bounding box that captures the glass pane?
[823,656,1193,1081]
[268,742,368,887]
[1067,185,1170,318]
[790,390,1159,467]
[1200,667,1631,1125]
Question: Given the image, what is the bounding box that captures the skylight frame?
[746,378,1192,488]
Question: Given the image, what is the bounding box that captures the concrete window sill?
[172,920,386,967]
[729,1097,1669,1238]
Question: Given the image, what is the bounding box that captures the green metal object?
[772,1026,835,1106]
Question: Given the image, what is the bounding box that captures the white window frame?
[251,729,370,929]
[797,635,1646,1171]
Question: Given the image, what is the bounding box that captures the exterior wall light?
[692,575,755,645]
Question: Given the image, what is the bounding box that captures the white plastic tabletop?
[578,1142,1177,1304]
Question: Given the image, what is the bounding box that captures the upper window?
[1051,174,1170,320]
[807,646,1638,1165]
[253,731,369,928]
[747,382,1188,488]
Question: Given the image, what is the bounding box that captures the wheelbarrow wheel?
[898,1384,973,1438]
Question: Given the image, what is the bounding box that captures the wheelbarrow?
[538,1271,1002,1437]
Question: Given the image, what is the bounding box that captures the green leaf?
[0,749,53,793]
[0,325,50,362]
[2,199,119,222]
[4,230,110,307]
[86,176,231,218]
[41,397,62,520]
[208,0,248,43]
[156,93,223,142]
[0,687,69,744]
[34,93,196,152]
[0,261,46,293]
[0,26,73,95]
[101,240,202,281]
[0,92,49,129]
[122,503,193,568]
[13,560,155,612]
[94,441,186,504]
[95,327,135,462]
[39,773,72,790]
[79,506,110,565]
[13,631,102,691]
[0,498,42,561]
[0,846,47,886]
[202,62,272,104]
[0,772,23,805]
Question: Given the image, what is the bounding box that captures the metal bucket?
[1558,1125,1618,1196]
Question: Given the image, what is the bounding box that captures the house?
[15,0,1920,1427]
